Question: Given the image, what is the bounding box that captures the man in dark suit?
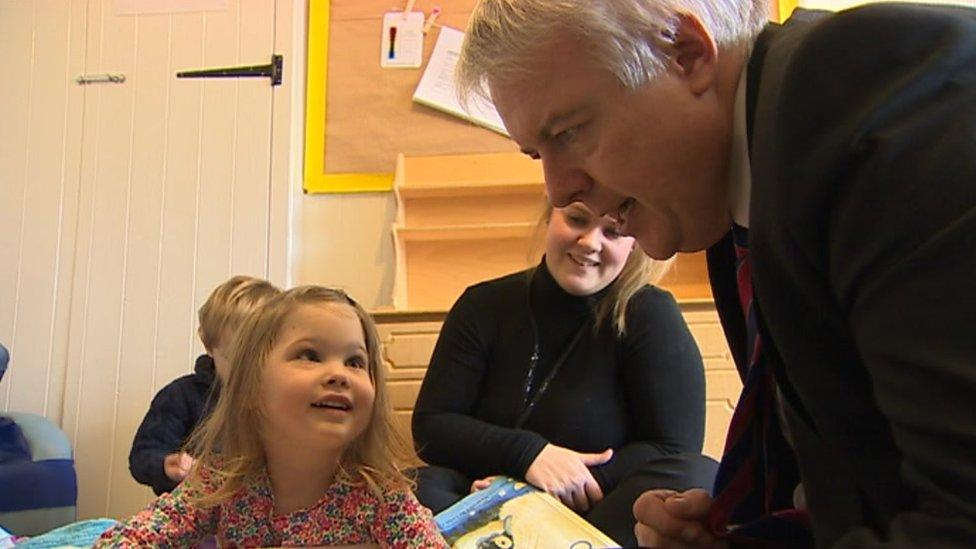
[458,0,976,546]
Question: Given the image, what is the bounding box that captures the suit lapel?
[744,12,827,432]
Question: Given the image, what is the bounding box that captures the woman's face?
[544,202,635,296]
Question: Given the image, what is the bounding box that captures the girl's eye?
[603,227,622,239]
[297,349,320,362]
[345,355,368,369]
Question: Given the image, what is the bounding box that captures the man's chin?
[633,231,678,261]
[636,238,678,261]
[637,225,730,259]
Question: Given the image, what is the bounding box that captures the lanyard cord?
[517,275,592,429]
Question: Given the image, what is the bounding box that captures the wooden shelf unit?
[392,152,711,311]
[392,152,545,310]
[397,222,536,242]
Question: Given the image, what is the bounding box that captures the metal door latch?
[76,73,126,85]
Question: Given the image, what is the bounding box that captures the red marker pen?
[388,26,397,59]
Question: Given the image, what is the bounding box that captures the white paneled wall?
[0,0,86,422]
[300,193,398,309]
[0,0,298,520]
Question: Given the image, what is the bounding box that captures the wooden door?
[48,0,291,519]
[0,1,87,422]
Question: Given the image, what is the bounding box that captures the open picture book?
[434,477,620,548]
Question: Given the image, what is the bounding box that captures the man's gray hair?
[457,0,769,102]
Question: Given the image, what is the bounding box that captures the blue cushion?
[0,459,77,512]
[0,349,78,533]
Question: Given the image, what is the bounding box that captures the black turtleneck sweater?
[412,261,705,492]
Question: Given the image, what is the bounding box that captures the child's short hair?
[187,286,418,507]
[197,275,279,351]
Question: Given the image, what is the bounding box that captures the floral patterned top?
[95,468,447,548]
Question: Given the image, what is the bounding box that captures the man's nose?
[543,159,593,207]
[560,179,627,220]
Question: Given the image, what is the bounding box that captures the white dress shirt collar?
[728,62,752,229]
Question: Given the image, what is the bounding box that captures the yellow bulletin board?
[304,1,388,193]
[303,0,516,193]
[303,0,800,194]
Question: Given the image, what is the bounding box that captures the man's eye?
[554,125,581,145]
[603,228,622,239]
[566,215,588,226]
[297,349,320,362]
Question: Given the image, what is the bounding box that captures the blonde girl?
[99,286,446,548]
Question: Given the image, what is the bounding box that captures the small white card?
[381,11,424,68]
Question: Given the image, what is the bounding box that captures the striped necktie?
[708,225,811,546]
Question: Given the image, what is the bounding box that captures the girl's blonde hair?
[531,203,673,336]
[186,285,417,507]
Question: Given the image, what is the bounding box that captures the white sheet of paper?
[411,26,509,136]
[381,11,424,69]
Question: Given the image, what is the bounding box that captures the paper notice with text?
[412,26,509,137]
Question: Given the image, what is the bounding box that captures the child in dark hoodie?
[128,275,279,495]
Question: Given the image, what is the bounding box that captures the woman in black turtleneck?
[412,202,717,546]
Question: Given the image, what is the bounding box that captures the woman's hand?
[163,452,195,483]
[525,444,613,512]
[633,488,727,548]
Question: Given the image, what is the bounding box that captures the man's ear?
[668,13,719,96]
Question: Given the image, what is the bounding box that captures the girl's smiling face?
[259,302,375,452]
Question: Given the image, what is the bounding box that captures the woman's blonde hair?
[186,285,417,507]
[531,203,673,336]
[458,0,769,104]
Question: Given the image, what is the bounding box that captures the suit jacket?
[707,4,976,547]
